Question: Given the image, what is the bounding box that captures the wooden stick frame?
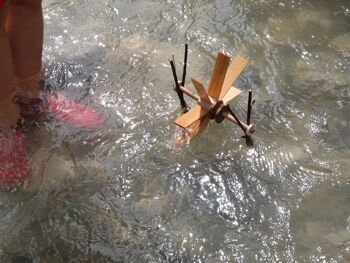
[178,85,254,134]
[169,45,256,142]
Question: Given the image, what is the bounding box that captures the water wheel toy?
[169,44,255,145]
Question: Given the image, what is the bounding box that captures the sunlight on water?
[1,0,350,262]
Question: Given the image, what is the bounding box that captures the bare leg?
[0,1,19,126]
[6,0,43,78]
[6,0,43,99]
[0,1,13,100]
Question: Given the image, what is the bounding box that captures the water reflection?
[1,0,350,262]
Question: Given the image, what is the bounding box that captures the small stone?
[296,9,332,29]
[331,33,350,57]
[296,59,308,71]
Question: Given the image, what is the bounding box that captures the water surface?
[1,0,350,262]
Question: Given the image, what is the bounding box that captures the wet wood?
[171,50,254,140]
[222,111,252,132]
[209,100,225,120]
[181,44,189,87]
[219,56,248,99]
[179,85,200,101]
[207,52,231,100]
[178,85,251,130]
[247,90,253,125]
[179,86,213,110]
[191,78,211,104]
[186,116,210,141]
[174,104,208,128]
[222,86,241,104]
[169,59,187,110]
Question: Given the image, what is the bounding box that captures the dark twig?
[169,59,187,110]
[181,44,188,87]
[227,105,254,146]
[245,136,254,147]
[172,55,176,68]
[226,105,247,136]
[247,90,252,125]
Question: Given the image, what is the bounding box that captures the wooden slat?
[219,56,248,99]
[222,86,242,104]
[207,52,231,100]
[186,116,210,141]
[174,104,208,128]
[191,78,211,104]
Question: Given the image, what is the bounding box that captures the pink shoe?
[18,93,106,129]
[0,128,31,188]
[46,94,105,128]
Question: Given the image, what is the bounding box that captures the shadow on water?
[1,0,350,262]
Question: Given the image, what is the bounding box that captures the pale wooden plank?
[191,78,211,104]
[219,56,248,99]
[186,116,210,141]
[174,104,208,128]
[207,52,231,100]
[222,86,242,104]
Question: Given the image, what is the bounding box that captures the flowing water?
[1,0,350,262]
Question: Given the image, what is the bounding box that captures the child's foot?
[0,91,30,189]
[47,93,106,128]
[0,127,30,189]
[17,93,105,129]
[0,91,20,127]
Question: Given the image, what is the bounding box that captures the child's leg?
[6,0,43,99]
[0,1,20,126]
[5,0,105,129]
[0,1,12,100]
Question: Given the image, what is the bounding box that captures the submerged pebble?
[331,33,350,58]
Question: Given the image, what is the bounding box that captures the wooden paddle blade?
[186,116,210,141]
[191,78,211,104]
[222,86,242,104]
[174,104,208,128]
[207,53,231,100]
[219,56,248,99]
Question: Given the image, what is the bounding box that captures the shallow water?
[1,0,350,262]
